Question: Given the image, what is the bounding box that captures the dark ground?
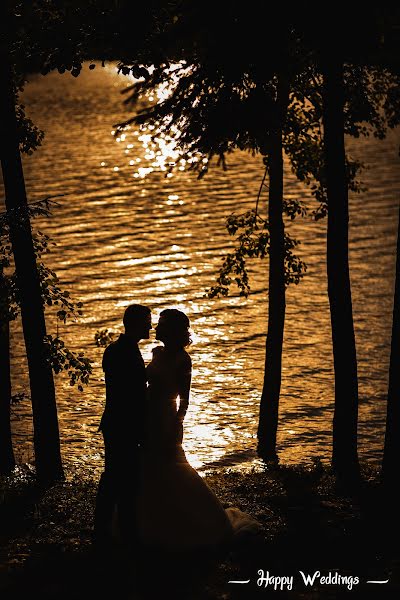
[1,462,399,599]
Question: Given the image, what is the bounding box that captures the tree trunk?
[0,35,64,483]
[257,75,289,461]
[381,204,400,488]
[0,265,15,474]
[322,58,359,477]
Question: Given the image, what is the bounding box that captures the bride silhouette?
[116,308,260,550]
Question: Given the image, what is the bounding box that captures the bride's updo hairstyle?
[157,309,192,349]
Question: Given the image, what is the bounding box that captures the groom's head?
[123,304,152,341]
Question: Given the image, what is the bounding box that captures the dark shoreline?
[1,462,399,599]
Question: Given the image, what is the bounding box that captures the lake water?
[3,63,400,477]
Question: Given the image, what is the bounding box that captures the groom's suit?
[94,333,147,544]
[100,333,147,448]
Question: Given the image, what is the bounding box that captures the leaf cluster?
[94,328,117,348]
[207,208,307,298]
[9,392,30,420]
[7,1,171,80]
[44,335,92,392]
[37,259,83,324]
[0,199,91,390]
[115,2,400,208]
[1,215,83,325]
[10,392,29,405]
[15,104,44,155]
[8,1,111,78]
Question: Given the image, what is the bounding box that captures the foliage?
[15,103,45,155]
[10,392,29,406]
[9,392,30,420]
[9,1,112,78]
[5,0,123,165]
[2,461,397,600]
[94,328,117,348]
[282,91,368,220]
[44,335,91,392]
[2,2,114,405]
[7,1,169,81]
[0,199,92,391]
[114,4,400,194]
[207,205,307,298]
[37,259,83,323]
[0,466,96,567]
[112,8,399,302]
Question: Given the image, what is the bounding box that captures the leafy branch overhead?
[207,205,307,298]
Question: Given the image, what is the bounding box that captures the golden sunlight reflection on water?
[2,62,399,477]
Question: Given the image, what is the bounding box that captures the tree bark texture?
[257,75,289,461]
[0,36,64,482]
[322,58,359,476]
[0,266,15,474]
[381,204,400,487]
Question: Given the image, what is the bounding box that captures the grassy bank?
[1,462,400,599]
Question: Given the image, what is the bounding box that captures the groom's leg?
[93,471,114,544]
[117,447,141,547]
[93,432,117,545]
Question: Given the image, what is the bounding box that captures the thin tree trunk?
[257,75,289,460]
[0,265,15,474]
[0,29,64,483]
[381,203,400,488]
[322,58,359,476]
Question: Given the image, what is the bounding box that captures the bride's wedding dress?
[134,346,261,551]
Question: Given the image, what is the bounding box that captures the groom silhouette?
[94,303,152,546]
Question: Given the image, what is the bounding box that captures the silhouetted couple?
[94,304,260,552]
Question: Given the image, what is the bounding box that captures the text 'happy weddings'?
[228,570,389,591]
